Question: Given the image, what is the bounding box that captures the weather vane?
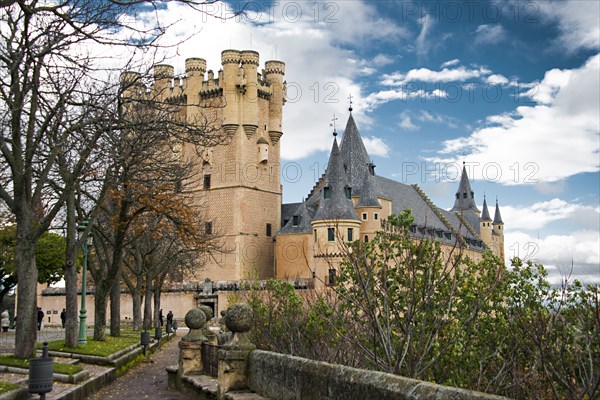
[348,94,353,112]
[330,114,338,136]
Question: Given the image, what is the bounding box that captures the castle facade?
[39,50,504,321]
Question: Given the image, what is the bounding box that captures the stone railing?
[168,304,509,400]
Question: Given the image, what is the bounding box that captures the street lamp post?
[77,220,93,345]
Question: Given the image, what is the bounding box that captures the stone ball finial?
[198,305,214,321]
[224,304,253,333]
[184,308,206,330]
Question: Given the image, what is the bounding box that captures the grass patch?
[38,335,139,357]
[115,353,145,377]
[0,381,21,394]
[0,356,83,376]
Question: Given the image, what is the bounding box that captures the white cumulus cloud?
[429,54,600,184]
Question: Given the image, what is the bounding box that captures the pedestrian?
[159,309,164,326]
[1,310,9,332]
[166,310,173,330]
[60,308,66,328]
[37,307,44,331]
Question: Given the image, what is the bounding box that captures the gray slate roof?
[493,200,504,225]
[451,164,480,213]
[356,167,381,208]
[279,113,488,249]
[313,137,359,221]
[339,114,371,194]
[481,196,492,221]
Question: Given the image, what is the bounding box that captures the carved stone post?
[178,308,208,379]
[217,304,255,399]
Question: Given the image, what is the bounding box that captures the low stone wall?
[247,350,508,400]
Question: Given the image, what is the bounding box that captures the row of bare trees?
[0,0,230,357]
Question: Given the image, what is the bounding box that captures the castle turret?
[492,199,505,260]
[479,195,493,246]
[312,133,361,257]
[240,50,259,138]
[451,162,480,216]
[221,50,241,136]
[185,58,206,105]
[339,113,371,193]
[264,60,285,144]
[120,71,143,100]
[153,64,174,100]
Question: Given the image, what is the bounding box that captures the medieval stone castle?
[39,50,505,320]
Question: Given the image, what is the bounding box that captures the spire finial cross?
[348,94,353,112]
[330,114,338,136]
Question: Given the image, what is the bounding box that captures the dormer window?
[455,193,459,199]
[292,215,299,227]
[470,191,474,198]
[323,186,331,199]
[463,192,467,198]
[344,186,352,199]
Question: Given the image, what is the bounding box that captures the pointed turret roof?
[356,167,381,208]
[313,137,359,221]
[450,163,480,213]
[481,196,492,221]
[339,113,371,192]
[493,199,504,225]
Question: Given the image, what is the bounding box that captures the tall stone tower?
[122,50,286,281]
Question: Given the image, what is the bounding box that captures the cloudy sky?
[125,0,599,285]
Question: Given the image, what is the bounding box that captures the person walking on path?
[159,309,164,327]
[166,311,173,329]
[37,307,44,331]
[60,308,66,328]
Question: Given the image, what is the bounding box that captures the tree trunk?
[132,283,142,331]
[64,192,79,347]
[110,275,121,337]
[143,278,152,330]
[14,214,39,358]
[93,285,108,341]
[153,286,161,329]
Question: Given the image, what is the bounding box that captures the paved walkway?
[88,329,194,400]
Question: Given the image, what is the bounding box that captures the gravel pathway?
[88,330,193,400]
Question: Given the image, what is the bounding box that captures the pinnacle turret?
[313,137,359,221]
[339,113,371,192]
[493,199,504,225]
[450,163,480,214]
[481,195,492,221]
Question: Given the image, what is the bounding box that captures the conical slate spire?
[450,163,480,213]
[356,167,381,208]
[481,195,492,221]
[493,199,504,225]
[339,113,371,192]
[313,138,359,221]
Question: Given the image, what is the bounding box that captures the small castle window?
[362,213,367,220]
[205,221,213,235]
[203,174,211,189]
[364,235,369,243]
[266,223,272,237]
[292,215,299,227]
[328,268,337,286]
[347,228,353,242]
[455,193,459,199]
[323,186,331,199]
[327,227,335,242]
[463,192,467,198]
[313,229,317,242]
[471,191,474,198]
[374,213,378,220]
[283,219,289,226]
[345,187,352,199]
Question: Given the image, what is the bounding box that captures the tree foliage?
[245,211,599,400]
